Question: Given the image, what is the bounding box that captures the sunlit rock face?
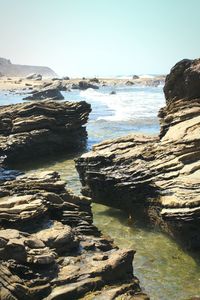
[0,170,147,300]
[0,100,91,164]
[76,58,200,249]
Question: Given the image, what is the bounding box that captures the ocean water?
[62,85,164,147]
[1,85,200,300]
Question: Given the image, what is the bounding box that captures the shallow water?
[1,86,200,300]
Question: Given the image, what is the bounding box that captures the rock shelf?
[0,100,91,163]
[0,170,147,300]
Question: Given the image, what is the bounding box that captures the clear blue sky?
[0,0,199,76]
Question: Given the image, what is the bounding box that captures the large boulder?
[164,58,200,101]
[23,87,64,100]
[76,58,200,249]
[0,100,91,163]
[71,80,99,90]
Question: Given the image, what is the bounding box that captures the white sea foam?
[80,86,165,122]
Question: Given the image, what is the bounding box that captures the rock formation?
[23,87,64,100]
[0,100,91,164]
[71,80,99,90]
[26,73,42,80]
[0,170,148,300]
[76,58,200,249]
[0,57,57,78]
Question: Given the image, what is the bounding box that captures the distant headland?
[0,57,57,77]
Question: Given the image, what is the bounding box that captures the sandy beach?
[0,75,165,92]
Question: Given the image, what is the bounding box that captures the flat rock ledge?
[76,58,200,249]
[0,170,148,300]
[0,100,91,164]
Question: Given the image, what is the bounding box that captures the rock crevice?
[76,58,200,249]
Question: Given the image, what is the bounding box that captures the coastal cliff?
[0,57,56,77]
[76,58,200,249]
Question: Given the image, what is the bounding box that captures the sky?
[0,0,200,76]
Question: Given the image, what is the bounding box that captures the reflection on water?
[93,203,200,300]
[13,152,83,194]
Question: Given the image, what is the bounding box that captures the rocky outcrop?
[0,57,57,77]
[76,58,200,249]
[0,170,148,300]
[71,80,99,90]
[26,73,42,80]
[0,100,91,164]
[23,87,64,100]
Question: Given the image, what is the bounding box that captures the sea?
[1,83,200,300]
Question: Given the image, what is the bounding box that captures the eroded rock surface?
[0,170,147,300]
[76,58,200,249]
[0,100,91,163]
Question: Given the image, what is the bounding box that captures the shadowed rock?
[76,58,200,249]
[23,87,64,100]
[71,80,99,90]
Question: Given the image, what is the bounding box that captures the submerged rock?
[76,58,200,249]
[0,170,147,300]
[0,100,91,163]
[110,91,116,95]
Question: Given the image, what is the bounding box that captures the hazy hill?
[0,57,57,77]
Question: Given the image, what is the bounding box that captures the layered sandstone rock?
[0,100,91,163]
[0,170,147,300]
[76,58,200,249]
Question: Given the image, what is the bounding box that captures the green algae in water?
[92,203,200,300]
[15,156,200,300]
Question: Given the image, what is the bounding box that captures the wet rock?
[23,87,64,100]
[72,80,99,90]
[90,77,100,83]
[76,58,200,249]
[0,100,91,163]
[0,167,22,182]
